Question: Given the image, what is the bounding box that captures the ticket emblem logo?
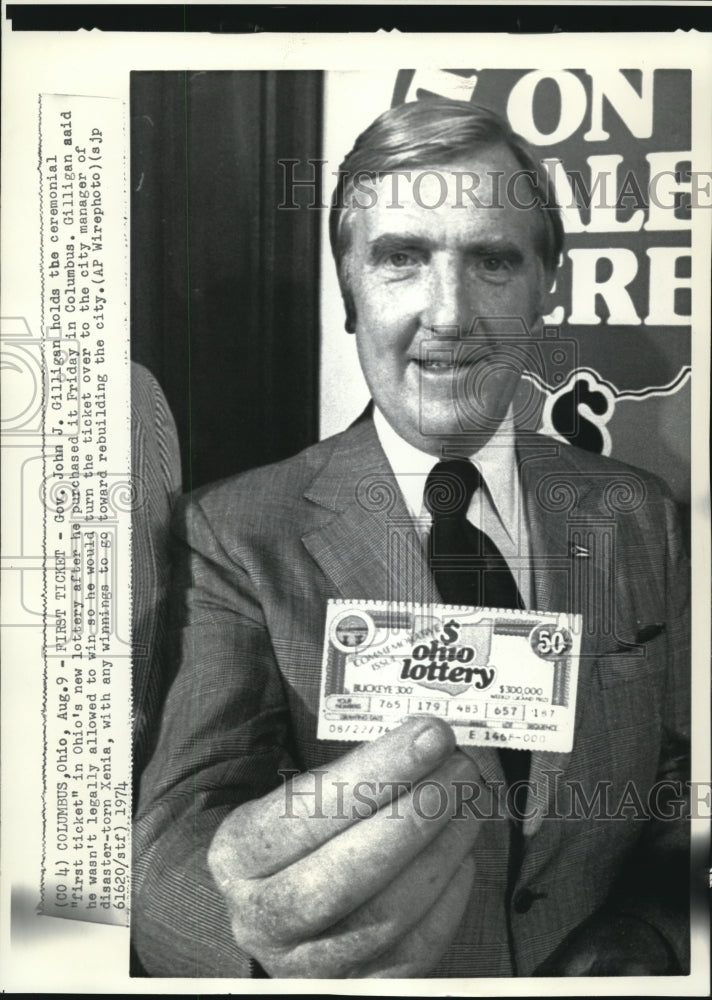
[330,609,376,652]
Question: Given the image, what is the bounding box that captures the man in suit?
[132,98,690,978]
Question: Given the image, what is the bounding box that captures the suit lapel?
[518,439,600,837]
[301,418,436,604]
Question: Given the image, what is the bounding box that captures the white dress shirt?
[373,406,533,608]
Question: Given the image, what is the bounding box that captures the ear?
[528,312,544,338]
[536,264,559,321]
[340,284,357,334]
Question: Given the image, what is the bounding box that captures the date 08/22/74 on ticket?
[317,600,582,754]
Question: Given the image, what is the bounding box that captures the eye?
[481,256,506,272]
[387,251,415,268]
[474,253,518,282]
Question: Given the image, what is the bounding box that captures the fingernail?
[413,718,453,759]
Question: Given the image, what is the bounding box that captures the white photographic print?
[1,12,710,995]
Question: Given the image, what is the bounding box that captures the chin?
[417,403,509,443]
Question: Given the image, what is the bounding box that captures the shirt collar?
[373,406,520,543]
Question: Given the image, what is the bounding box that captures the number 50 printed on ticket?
[317,600,582,753]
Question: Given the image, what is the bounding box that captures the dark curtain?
[130,71,323,491]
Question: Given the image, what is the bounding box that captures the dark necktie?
[423,459,530,803]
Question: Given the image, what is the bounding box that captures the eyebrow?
[367,233,525,264]
[367,233,432,263]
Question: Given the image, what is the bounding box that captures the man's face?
[345,145,550,455]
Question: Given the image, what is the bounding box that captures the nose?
[420,255,471,338]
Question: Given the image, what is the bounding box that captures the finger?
[361,855,476,978]
[261,806,480,976]
[210,715,457,880]
[229,752,480,946]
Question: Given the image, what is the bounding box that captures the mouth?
[411,352,477,374]
[419,359,458,371]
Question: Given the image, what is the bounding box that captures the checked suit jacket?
[132,414,690,978]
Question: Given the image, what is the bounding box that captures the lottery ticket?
[317,600,582,753]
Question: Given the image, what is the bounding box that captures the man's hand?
[534,913,675,976]
[208,716,481,978]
